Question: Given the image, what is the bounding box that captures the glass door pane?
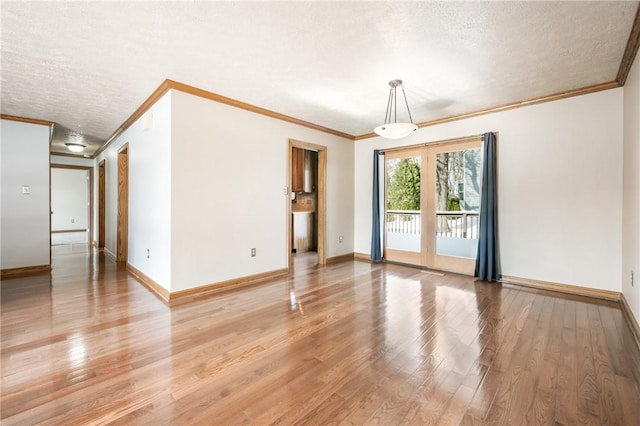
[434,147,481,259]
[384,151,423,265]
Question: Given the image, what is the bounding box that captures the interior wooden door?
[117,147,128,263]
[98,160,105,249]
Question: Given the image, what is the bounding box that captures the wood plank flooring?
[2,246,640,425]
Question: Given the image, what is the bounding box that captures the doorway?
[50,165,93,247]
[288,140,326,269]
[117,145,129,263]
[384,137,482,275]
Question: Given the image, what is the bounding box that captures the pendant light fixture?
[374,79,418,139]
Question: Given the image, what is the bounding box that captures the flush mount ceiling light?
[374,79,418,139]
[65,143,85,153]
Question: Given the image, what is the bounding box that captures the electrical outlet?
[146,249,150,259]
[632,271,635,287]
[339,235,344,243]
[251,248,256,257]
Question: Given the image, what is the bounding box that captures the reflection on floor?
[3,246,640,424]
[292,251,318,271]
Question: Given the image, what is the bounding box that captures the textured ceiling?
[1,1,638,156]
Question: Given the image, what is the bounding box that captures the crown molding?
[92,79,172,158]
[355,81,620,141]
[166,79,355,140]
[92,79,355,159]
[617,2,640,86]
[0,114,53,127]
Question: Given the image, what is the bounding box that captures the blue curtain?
[475,132,500,281]
[371,150,383,262]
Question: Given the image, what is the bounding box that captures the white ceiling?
[1,1,638,156]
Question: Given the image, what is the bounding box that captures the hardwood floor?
[2,247,640,425]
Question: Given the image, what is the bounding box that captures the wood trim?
[317,149,327,265]
[104,248,116,261]
[383,147,426,267]
[288,139,327,267]
[90,76,622,159]
[127,264,170,302]
[1,264,51,280]
[116,145,129,263]
[93,80,172,158]
[49,144,52,263]
[98,160,106,249]
[620,292,640,352]
[354,252,372,262]
[380,135,486,275]
[500,275,620,302]
[326,253,355,265]
[617,3,640,86]
[94,79,354,159]
[0,114,53,127]
[126,266,291,304]
[166,80,354,140]
[51,229,87,234]
[169,268,288,300]
[427,139,482,275]
[51,164,94,251]
[378,134,484,154]
[384,248,423,266]
[355,81,620,140]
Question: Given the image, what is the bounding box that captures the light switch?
[22,185,30,195]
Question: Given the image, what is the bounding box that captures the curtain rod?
[378,132,494,154]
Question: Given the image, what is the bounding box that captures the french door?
[384,148,424,266]
[384,139,482,275]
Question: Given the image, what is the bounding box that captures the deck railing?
[435,211,479,239]
[386,210,479,239]
[385,210,421,234]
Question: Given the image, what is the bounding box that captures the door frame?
[288,139,326,269]
[98,160,106,249]
[117,144,129,263]
[382,135,483,275]
[426,139,481,275]
[383,147,425,266]
[50,164,94,247]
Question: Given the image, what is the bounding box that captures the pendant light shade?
[374,79,418,139]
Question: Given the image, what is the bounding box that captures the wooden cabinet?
[291,147,305,192]
[293,212,316,252]
[291,147,317,193]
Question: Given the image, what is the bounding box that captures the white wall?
[170,89,354,292]
[1,120,51,269]
[51,168,89,231]
[355,89,623,292]
[94,92,173,290]
[622,49,640,322]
